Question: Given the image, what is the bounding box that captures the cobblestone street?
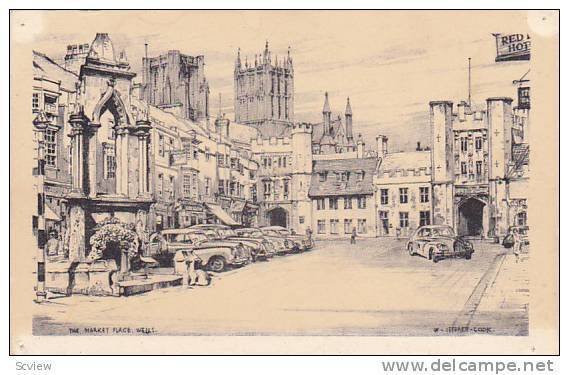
[33,238,528,336]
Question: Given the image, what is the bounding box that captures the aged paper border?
[9,9,559,355]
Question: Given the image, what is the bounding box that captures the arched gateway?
[267,206,288,228]
[457,197,488,237]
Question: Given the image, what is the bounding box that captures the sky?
[14,10,538,151]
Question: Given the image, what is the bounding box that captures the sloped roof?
[309,157,378,197]
[33,51,78,92]
[377,151,431,173]
[131,97,209,137]
[312,118,344,145]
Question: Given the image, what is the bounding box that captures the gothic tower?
[234,42,294,129]
[430,100,455,226]
[142,50,210,121]
[291,122,313,234]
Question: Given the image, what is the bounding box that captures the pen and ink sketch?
[12,10,557,346]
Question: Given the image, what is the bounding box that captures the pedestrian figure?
[187,250,210,286]
[45,230,59,257]
[351,227,357,244]
[395,227,401,240]
[512,228,522,263]
[305,227,313,241]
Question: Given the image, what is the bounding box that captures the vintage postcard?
[9,10,559,354]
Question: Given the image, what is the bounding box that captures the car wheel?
[408,243,415,256]
[429,249,438,262]
[207,256,226,272]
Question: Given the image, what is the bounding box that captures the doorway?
[268,207,288,227]
[458,198,485,236]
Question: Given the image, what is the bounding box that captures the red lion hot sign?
[492,33,531,62]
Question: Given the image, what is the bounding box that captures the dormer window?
[319,172,327,182]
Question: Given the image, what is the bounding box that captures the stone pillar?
[67,204,86,262]
[120,250,129,275]
[87,123,101,198]
[68,111,89,195]
[135,120,152,197]
[115,126,130,196]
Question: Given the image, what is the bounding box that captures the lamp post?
[33,111,49,303]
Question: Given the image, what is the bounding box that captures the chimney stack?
[376,135,388,156]
[357,134,365,158]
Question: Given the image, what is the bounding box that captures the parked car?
[148,228,250,272]
[192,224,272,261]
[234,227,289,255]
[406,225,474,263]
[260,226,314,252]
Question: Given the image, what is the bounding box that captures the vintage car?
[259,226,314,252]
[234,227,290,255]
[191,224,274,261]
[148,228,250,272]
[406,225,474,263]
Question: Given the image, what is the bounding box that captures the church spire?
[263,40,270,63]
[345,97,352,115]
[235,47,241,69]
[323,92,332,136]
[323,92,331,113]
[345,97,354,141]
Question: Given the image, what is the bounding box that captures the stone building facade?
[309,153,379,238]
[429,94,529,238]
[32,51,78,239]
[250,123,312,234]
[32,34,261,271]
[373,146,432,238]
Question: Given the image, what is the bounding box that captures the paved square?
[33,238,528,336]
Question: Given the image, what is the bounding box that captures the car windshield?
[173,234,192,243]
[249,230,263,238]
[188,233,208,243]
[216,228,236,238]
[203,230,221,240]
[431,227,455,237]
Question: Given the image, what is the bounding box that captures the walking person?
[305,227,313,247]
[512,228,522,263]
[350,227,357,245]
[305,227,313,241]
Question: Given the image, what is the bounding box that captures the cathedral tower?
[234,42,294,128]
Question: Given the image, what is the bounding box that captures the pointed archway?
[92,84,132,126]
[267,207,288,228]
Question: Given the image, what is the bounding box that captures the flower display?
[88,217,140,261]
